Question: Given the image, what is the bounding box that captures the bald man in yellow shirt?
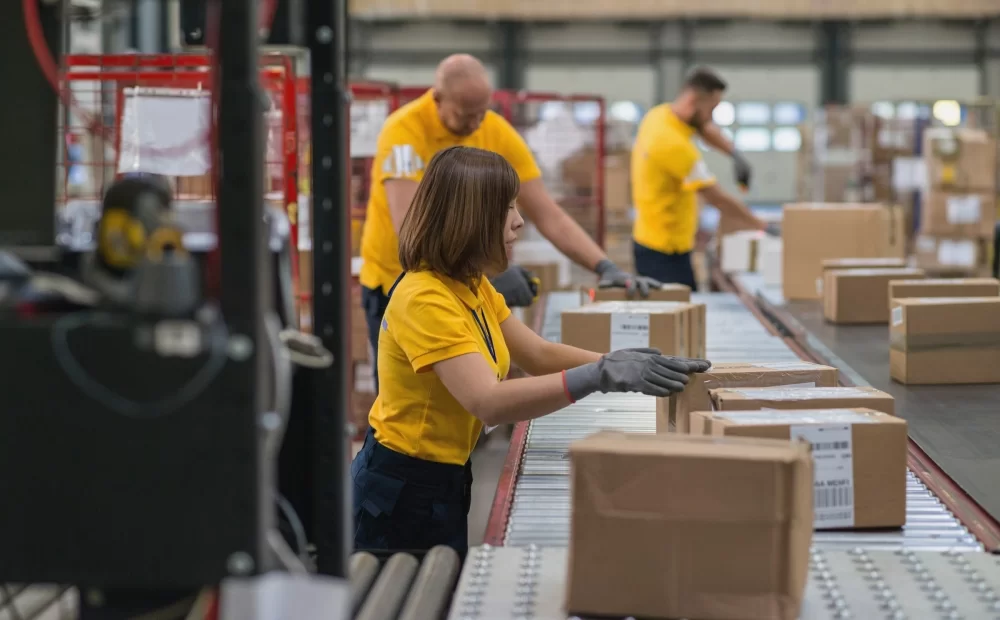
[631,67,766,289]
[359,54,659,390]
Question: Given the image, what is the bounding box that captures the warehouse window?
[608,101,643,123]
[734,127,771,152]
[895,102,920,120]
[736,102,770,125]
[772,127,802,152]
[871,101,895,119]
[573,101,602,125]
[932,100,962,127]
[772,102,805,126]
[713,101,736,127]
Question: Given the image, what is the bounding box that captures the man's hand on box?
[491,265,537,308]
[595,259,661,298]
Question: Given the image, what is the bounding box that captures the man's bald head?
[432,54,492,137]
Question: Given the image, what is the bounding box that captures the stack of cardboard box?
[915,128,997,277]
[822,266,925,324]
[796,107,878,204]
[561,300,707,359]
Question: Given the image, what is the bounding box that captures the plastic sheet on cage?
[523,103,587,181]
[350,99,391,158]
[117,87,212,177]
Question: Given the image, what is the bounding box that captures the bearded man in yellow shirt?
[359,54,659,390]
[631,67,766,289]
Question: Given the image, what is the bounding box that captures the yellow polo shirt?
[358,91,542,293]
[370,271,511,465]
[631,104,717,254]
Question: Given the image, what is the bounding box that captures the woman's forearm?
[519,341,600,376]
[476,373,576,425]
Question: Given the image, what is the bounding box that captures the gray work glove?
[491,265,537,308]
[733,150,752,189]
[595,259,661,299]
[765,222,781,237]
[564,348,712,401]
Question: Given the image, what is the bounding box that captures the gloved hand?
[491,265,537,308]
[765,222,781,237]
[563,348,712,401]
[732,150,752,189]
[595,259,661,298]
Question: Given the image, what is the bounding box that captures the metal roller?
[397,546,461,620]
[354,553,419,620]
[349,552,381,616]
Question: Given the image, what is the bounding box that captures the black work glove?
[595,259,661,299]
[765,222,781,238]
[564,348,712,401]
[732,150,752,189]
[491,265,537,308]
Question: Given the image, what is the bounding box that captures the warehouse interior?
[4,0,1000,618]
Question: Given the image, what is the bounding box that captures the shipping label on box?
[567,431,813,620]
[914,236,988,275]
[691,408,907,529]
[561,301,688,355]
[660,361,839,434]
[890,297,1000,385]
[920,190,996,238]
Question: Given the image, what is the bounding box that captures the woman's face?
[504,199,524,259]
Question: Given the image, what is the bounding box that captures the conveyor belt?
[499,291,982,552]
[448,545,1000,620]
[733,272,1000,547]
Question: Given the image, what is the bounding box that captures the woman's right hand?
[563,348,711,401]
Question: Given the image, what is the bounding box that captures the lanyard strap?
[470,309,497,365]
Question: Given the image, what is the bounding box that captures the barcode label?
[814,441,849,451]
[790,423,855,529]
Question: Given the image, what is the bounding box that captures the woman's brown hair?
[398,145,519,286]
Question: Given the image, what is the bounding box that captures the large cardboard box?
[585,283,690,303]
[920,190,997,238]
[567,432,813,620]
[823,267,926,324]
[710,386,896,416]
[889,278,1000,302]
[890,297,1000,385]
[782,204,890,300]
[923,127,997,192]
[660,361,839,433]
[561,301,690,356]
[690,408,908,530]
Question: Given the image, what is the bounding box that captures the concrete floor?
[350,429,511,547]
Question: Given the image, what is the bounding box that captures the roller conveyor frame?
[484,288,1000,552]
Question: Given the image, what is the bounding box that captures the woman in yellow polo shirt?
[350,146,710,557]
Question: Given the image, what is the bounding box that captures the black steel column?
[496,21,525,91]
[307,0,351,579]
[819,21,849,104]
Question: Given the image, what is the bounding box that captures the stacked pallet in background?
[915,128,997,276]
[797,106,879,204]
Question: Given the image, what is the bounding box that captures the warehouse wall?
[356,19,999,203]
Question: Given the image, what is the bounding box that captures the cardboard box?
[759,236,783,286]
[690,408,908,529]
[519,262,561,294]
[720,230,766,273]
[889,278,1000,302]
[823,268,926,324]
[567,432,812,620]
[914,235,990,275]
[660,361,839,433]
[561,301,690,355]
[923,127,997,192]
[782,204,890,300]
[710,386,896,416]
[920,190,997,238]
[817,257,908,296]
[890,297,1000,385]
[584,283,690,303]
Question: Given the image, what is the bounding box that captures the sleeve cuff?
[411,341,482,373]
[496,305,512,324]
[683,177,716,192]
